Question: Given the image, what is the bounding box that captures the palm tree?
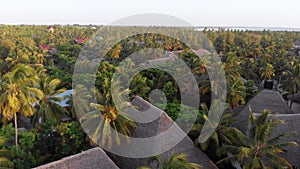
[78,80,136,148]
[138,152,201,169]
[0,64,42,151]
[31,67,69,126]
[282,63,300,94]
[80,102,136,147]
[110,44,122,59]
[226,76,246,108]
[217,109,298,169]
[260,63,275,80]
[194,103,237,162]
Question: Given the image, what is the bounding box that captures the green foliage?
[35,120,90,162]
[282,63,300,94]
[47,66,72,89]
[138,152,201,169]
[156,103,200,122]
[32,67,69,126]
[0,25,299,168]
[55,121,89,156]
[129,73,151,99]
[19,130,37,151]
[0,120,90,168]
[0,129,39,169]
[195,103,237,162]
[0,136,14,169]
[0,124,15,146]
[245,80,258,102]
[260,62,275,80]
[80,103,137,148]
[162,82,179,103]
[11,146,37,169]
[217,109,298,169]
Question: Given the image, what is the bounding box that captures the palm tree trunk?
[14,113,18,151]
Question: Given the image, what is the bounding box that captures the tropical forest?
[0,25,299,169]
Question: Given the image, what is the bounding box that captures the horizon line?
[1,23,300,31]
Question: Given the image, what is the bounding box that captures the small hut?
[106,96,218,169]
[46,26,55,33]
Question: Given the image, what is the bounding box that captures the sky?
[0,0,300,28]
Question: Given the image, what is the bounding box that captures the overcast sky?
[1,0,299,28]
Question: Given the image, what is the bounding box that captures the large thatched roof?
[294,40,300,47]
[232,90,292,133]
[287,92,300,104]
[238,113,300,167]
[106,96,218,169]
[246,90,292,114]
[231,90,300,167]
[267,113,300,167]
[34,147,119,169]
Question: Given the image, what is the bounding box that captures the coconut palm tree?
[260,63,275,81]
[0,136,14,169]
[226,76,246,108]
[78,79,136,148]
[282,63,300,94]
[80,102,136,148]
[138,152,201,169]
[0,64,42,151]
[31,67,69,126]
[217,109,298,169]
[193,103,237,162]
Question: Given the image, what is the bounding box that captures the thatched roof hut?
[106,96,218,169]
[251,90,291,114]
[294,40,300,48]
[267,113,300,167]
[34,147,119,169]
[34,96,217,169]
[231,90,300,167]
[287,92,300,113]
[232,89,293,134]
[232,90,292,133]
[287,92,300,104]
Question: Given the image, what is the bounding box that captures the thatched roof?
[232,90,292,133]
[267,113,300,167]
[106,96,218,169]
[232,113,300,167]
[231,90,300,167]
[33,147,119,169]
[143,51,178,66]
[287,92,300,104]
[143,49,211,67]
[294,40,300,47]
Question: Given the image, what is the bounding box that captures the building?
[46,26,55,33]
[35,96,218,169]
[33,147,119,169]
[231,90,300,168]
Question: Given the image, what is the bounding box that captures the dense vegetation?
[0,25,299,168]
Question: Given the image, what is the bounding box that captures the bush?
[55,121,90,157]
[35,120,90,162]
[0,119,91,168]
